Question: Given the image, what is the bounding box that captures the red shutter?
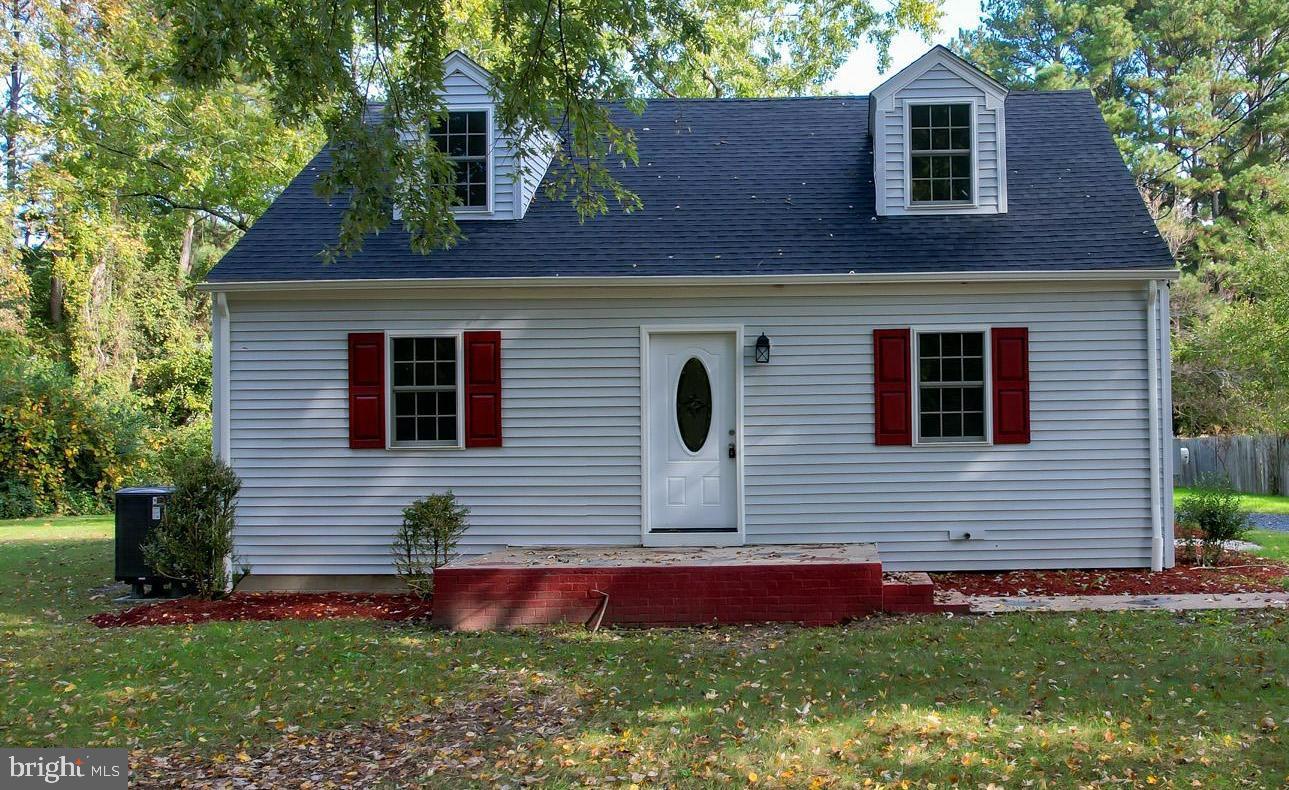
[873,328,912,446]
[991,327,1030,444]
[348,332,386,449]
[464,330,503,447]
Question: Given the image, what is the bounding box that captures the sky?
[825,0,985,94]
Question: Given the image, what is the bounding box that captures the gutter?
[1146,281,1164,572]
[198,267,1180,294]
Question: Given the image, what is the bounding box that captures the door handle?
[728,442,737,459]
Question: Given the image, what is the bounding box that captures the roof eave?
[199,267,1180,294]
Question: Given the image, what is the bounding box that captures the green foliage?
[0,339,145,514]
[1176,475,1250,566]
[2,0,319,494]
[0,481,38,520]
[164,0,939,257]
[1172,212,1289,435]
[128,416,215,488]
[135,339,213,428]
[391,491,469,596]
[143,453,243,599]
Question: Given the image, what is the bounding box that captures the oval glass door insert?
[676,357,713,452]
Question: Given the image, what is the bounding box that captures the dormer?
[868,46,1008,217]
[430,51,555,220]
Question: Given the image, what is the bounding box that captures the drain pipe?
[1146,281,1164,572]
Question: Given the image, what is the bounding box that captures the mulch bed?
[933,558,1289,597]
[88,592,434,628]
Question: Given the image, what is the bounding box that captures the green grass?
[2,516,1289,787]
[1248,529,1289,563]
[1176,486,1289,515]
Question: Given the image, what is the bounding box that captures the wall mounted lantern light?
[754,333,771,364]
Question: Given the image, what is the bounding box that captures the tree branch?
[118,192,250,231]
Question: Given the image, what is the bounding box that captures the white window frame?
[386,331,466,450]
[911,325,993,447]
[435,105,495,217]
[903,98,979,210]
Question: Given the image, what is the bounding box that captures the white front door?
[645,331,739,542]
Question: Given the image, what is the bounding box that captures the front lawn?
[1249,529,1289,563]
[2,516,1288,787]
[1176,486,1289,515]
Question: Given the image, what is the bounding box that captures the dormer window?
[430,110,490,210]
[909,103,972,204]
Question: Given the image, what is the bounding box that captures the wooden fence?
[1173,435,1289,495]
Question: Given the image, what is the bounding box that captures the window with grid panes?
[909,104,972,203]
[429,111,488,209]
[917,331,986,441]
[391,337,458,444]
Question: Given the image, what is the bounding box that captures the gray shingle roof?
[206,90,1175,283]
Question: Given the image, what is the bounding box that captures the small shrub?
[391,492,469,597]
[0,480,37,520]
[1176,475,1249,566]
[143,454,243,599]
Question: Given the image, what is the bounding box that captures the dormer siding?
[870,47,1009,217]
[435,52,556,221]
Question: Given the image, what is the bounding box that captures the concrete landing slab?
[445,543,880,570]
[969,592,1289,613]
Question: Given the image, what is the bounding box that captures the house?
[201,46,1178,594]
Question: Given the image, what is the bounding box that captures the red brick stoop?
[881,572,972,615]
[431,546,969,630]
[432,562,887,630]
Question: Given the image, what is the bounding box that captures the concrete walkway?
[965,592,1289,613]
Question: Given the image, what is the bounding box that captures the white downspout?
[213,292,236,590]
[1146,281,1164,571]
[213,293,232,463]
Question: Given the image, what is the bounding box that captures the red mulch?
[88,592,433,628]
[933,558,1289,597]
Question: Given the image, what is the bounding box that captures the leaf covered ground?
[2,515,1288,788]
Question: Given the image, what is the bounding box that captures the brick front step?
[881,572,972,614]
[431,545,964,631]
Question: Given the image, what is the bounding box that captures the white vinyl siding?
[224,281,1159,575]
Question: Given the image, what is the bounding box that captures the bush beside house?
[1176,475,1251,566]
[143,454,243,598]
[391,492,469,596]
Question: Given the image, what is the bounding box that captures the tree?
[164,0,940,257]
[954,0,1289,269]
[4,0,318,402]
[1177,211,1289,435]
[1,1,319,511]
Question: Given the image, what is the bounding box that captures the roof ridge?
[610,95,868,104]
[1008,88,1093,95]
